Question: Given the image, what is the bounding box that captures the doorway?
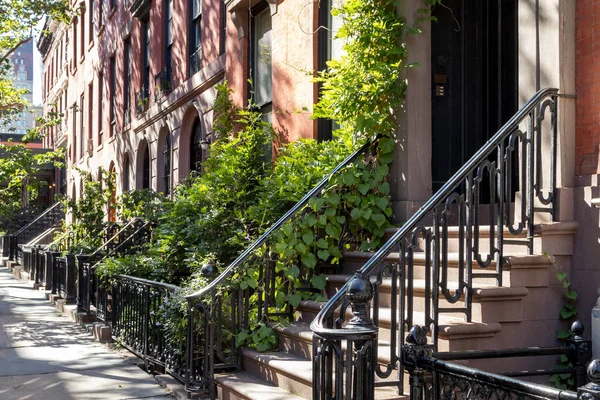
[430,0,518,193]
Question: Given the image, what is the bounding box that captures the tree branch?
[0,36,33,65]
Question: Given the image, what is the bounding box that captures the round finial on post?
[346,275,374,327]
[573,320,585,337]
[589,360,600,385]
[200,261,217,278]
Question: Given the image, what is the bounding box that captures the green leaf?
[302,231,314,245]
[301,253,317,269]
[316,238,329,249]
[245,277,258,289]
[236,330,248,346]
[560,307,577,319]
[378,137,395,154]
[312,198,325,212]
[557,270,567,282]
[336,215,346,224]
[342,173,357,185]
[548,374,560,383]
[305,214,317,227]
[311,274,327,290]
[317,249,330,261]
[288,293,302,307]
[290,265,301,278]
[350,208,362,220]
[557,330,572,339]
[275,242,287,254]
[560,354,569,363]
[378,182,390,194]
[375,197,389,210]
[358,183,370,195]
[295,242,308,255]
[565,290,578,300]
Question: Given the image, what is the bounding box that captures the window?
[80,93,85,158]
[142,147,150,189]
[142,20,150,93]
[124,38,131,125]
[72,103,77,160]
[73,20,78,67]
[88,82,93,152]
[109,55,116,135]
[80,8,85,58]
[220,0,226,55]
[123,154,130,191]
[165,0,173,77]
[190,118,203,172]
[98,72,103,141]
[189,0,202,75]
[163,134,171,195]
[317,0,343,141]
[89,0,94,42]
[251,3,272,122]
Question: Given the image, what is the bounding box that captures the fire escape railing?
[183,138,379,397]
[310,88,562,399]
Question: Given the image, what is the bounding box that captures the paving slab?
[0,266,173,399]
[0,366,173,399]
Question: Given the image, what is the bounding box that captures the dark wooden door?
[431,0,518,193]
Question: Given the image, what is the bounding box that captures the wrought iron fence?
[77,218,151,315]
[108,275,185,380]
[135,85,150,117]
[154,67,172,102]
[402,322,594,400]
[183,139,378,396]
[310,88,560,399]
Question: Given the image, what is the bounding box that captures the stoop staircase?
[180,88,576,400]
[212,222,576,400]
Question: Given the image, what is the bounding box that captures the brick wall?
[576,0,600,175]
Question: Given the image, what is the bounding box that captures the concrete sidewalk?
[0,264,174,400]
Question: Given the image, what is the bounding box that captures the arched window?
[163,134,171,195]
[190,118,203,173]
[123,154,130,192]
[142,147,150,189]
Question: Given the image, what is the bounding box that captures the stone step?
[322,274,529,324]
[341,253,551,288]
[216,371,305,400]
[240,348,407,400]
[383,221,577,256]
[295,300,503,346]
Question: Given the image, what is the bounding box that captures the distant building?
[0,41,40,136]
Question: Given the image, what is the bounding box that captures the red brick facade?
[576,0,600,175]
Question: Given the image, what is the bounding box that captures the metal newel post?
[578,359,600,400]
[65,254,77,304]
[403,326,434,400]
[346,275,378,400]
[568,320,593,389]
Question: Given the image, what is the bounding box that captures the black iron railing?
[77,218,150,315]
[154,67,172,102]
[107,275,184,380]
[9,202,64,261]
[310,88,560,399]
[135,86,150,117]
[402,322,593,400]
[189,46,202,76]
[183,139,378,397]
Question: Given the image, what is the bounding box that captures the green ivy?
[544,252,578,389]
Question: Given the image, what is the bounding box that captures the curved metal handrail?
[89,217,144,258]
[185,137,378,301]
[14,202,64,237]
[310,87,559,336]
